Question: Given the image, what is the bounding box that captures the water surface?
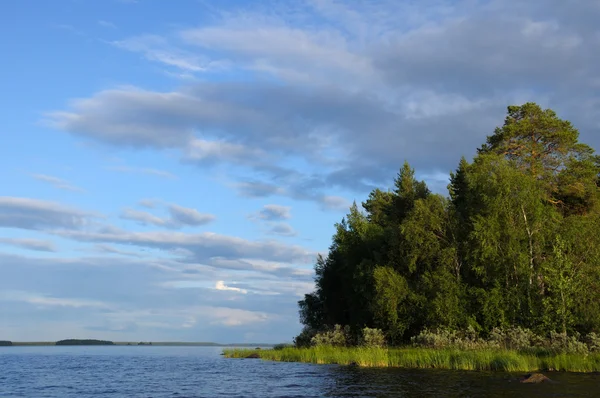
[1,346,598,397]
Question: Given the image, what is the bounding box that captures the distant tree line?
[56,339,115,346]
[0,341,12,346]
[297,103,600,346]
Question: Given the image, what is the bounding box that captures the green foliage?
[223,346,600,372]
[296,102,600,348]
[311,325,350,347]
[361,327,386,348]
[584,333,600,352]
[293,326,317,348]
[273,343,293,350]
[489,326,537,350]
[372,266,409,341]
[410,327,489,350]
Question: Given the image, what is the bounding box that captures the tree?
[295,103,600,345]
[479,102,599,214]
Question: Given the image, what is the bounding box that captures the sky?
[1,0,599,343]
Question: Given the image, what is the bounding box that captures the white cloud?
[112,35,224,73]
[215,280,247,294]
[0,290,111,309]
[0,238,56,252]
[30,174,85,193]
[204,306,269,326]
[255,204,291,220]
[120,203,215,229]
[320,195,351,211]
[0,197,97,230]
[106,165,178,179]
[53,228,316,265]
[46,1,600,202]
[267,223,297,237]
[168,204,216,226]
[98,20,117,29]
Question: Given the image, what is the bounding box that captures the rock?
[520,373,552,384]
[245,353,261,359]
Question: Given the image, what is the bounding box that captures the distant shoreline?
[1,340,275,347]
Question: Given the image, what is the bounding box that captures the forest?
[296,103,600,347]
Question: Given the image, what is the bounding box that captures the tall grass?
[223,346,600,372]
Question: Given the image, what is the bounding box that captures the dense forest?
[297,103,600,346]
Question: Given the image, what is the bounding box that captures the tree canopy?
[297,103,600,345]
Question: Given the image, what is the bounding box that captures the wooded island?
[226,103,600,371]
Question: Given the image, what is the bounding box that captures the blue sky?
[1,0,599,343]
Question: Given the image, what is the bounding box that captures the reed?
[222,347,600,372]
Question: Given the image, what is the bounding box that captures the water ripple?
[1,346,599,397]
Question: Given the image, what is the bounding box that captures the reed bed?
[223,346,600,372]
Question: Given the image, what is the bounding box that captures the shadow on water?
[325,366,600,398]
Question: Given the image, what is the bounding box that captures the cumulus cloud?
[46,1,600,199]
[0,197,96,230]
[0,238,56,252]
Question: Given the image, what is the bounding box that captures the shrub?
[584,333,600,352]
[294,326,317,348]
[489,326,535,350]
[547,331,588,354]
[410,327,488,350]
[311,325,350,347]
[361,327,386,348]
[273,343,293,350]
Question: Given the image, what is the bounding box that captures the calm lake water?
[1,346,598,397]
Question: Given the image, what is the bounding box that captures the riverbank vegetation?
[224,346,600,372]
[295,103,600,351]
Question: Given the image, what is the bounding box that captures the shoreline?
[2,342,275,347]
[223,347,600,373]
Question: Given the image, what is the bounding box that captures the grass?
[223,346,600,372]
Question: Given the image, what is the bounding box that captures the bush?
[489,326,535,350]
[410,326,488,350]
[361,327,386,348]
[294,326,317,348]
[273,343,293,350]
[547,331,588,354]
[311,325,350,347]
[584,333,600,352]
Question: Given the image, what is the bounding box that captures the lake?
[1,346,598,397]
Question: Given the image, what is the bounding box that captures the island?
[0,341,12,346]
[56,339,115,346]
[225,103,600,373]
